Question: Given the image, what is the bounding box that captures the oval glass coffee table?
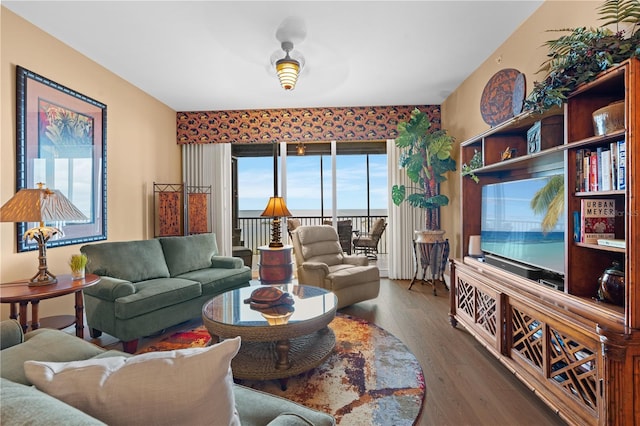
[202,284,337,390]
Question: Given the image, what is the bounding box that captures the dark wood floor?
[84,278,566,426]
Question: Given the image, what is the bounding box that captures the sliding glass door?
[233,141,387,252]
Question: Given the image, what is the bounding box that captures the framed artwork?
[16,66,107,252]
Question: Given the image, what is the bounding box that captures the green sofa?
[0,320,336,426]
[81,233,252,353]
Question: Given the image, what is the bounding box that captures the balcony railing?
[236,215,388,255]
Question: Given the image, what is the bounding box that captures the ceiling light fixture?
[296,142,306,155]
[276,41,300,91]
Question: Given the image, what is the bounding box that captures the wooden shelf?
[454,59,639,425]
[575,242,625,253]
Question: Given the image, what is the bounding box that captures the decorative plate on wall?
[480,68,525,126]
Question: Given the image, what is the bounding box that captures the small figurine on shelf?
[69,254,87,280]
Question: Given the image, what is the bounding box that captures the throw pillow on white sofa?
[24,337,241,426]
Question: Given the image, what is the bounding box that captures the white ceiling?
[4,1,543,112]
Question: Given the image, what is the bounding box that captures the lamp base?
[28,277,58,287]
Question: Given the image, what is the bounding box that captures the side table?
[258,245,293,284]
[408,239,450,294]
[0,273,100,338]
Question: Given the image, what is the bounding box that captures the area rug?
[138,314,425,425]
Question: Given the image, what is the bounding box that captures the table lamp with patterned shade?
[260,196,292,248]
[0,183,88,286]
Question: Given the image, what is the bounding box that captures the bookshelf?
[450,59,639,425]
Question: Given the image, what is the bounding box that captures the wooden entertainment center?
[450,59,639,425]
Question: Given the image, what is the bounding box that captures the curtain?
[387,139,423,279]
[182,143,233,256]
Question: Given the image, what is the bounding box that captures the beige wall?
[441,0,601,258]
[0,8,180,319]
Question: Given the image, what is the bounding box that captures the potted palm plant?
[392,108,456,242]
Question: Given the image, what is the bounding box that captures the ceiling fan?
[271,17,306,91]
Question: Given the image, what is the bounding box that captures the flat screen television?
[481,176,565,277]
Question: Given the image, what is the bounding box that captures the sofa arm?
[211,256,244,269]
[82,276,136,301]
[0,320,24,350]
[342,255,369,266]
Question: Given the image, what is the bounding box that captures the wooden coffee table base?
[231,327,335,390]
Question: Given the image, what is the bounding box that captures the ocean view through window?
[234,142,388,253]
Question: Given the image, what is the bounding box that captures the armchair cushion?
[82,239,170,283]
[24,337,242,426]
[159,233,218,277]
[297,226,344,266]
[328,266,380,291]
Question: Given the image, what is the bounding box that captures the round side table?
[0,273,100,338]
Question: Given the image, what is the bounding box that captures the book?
[581,198,615,244]
[600,149,611,191]
[617,140,626,190]
[589,152,598,191]
[597,238,625,249]
[573,211,581,242]
[575,150,584,192]
[583,149,591,192]
[610,142,618,190]
[596,147,603,191]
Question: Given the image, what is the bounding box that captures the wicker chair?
[353,219,386,259]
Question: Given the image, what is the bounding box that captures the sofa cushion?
[159,233,219,277]
[24,337,242,426]
[177,267,251,295]
[0,329,105,385]
[114,277,202,320]
[0,378,106,426]
[82,239,170,283]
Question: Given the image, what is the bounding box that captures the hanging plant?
[524,0,640,114]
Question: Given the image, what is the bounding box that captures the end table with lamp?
[0,183,94,336]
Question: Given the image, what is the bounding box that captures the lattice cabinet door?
[454,268,503,352]
[507,298,600,424]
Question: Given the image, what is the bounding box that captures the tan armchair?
[291,225,380,309]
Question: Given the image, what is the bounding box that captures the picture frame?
[16,66,107,252]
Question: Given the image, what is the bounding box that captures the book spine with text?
[617,140,626,190]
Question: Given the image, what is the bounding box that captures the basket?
[592,100,625,136]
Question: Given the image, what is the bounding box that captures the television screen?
[481,176,565,275]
